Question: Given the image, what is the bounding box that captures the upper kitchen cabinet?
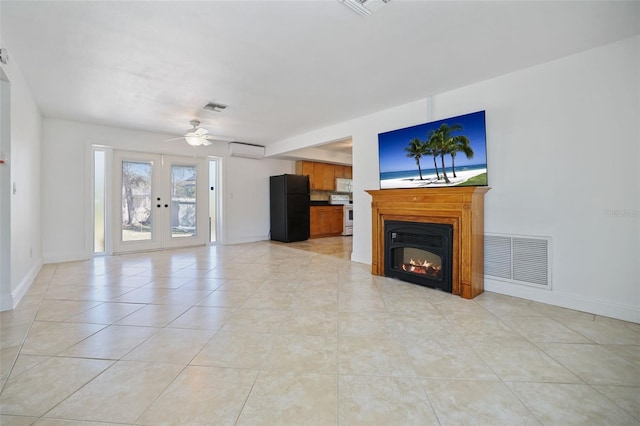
[298,161,314,179]
[334,165,352,179]
[315,162,335,191]
[296,161,322,190]
[295,161,352,191]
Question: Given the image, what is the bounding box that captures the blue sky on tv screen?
[378,111,487,173]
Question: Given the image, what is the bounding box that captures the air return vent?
[484,233,552,289]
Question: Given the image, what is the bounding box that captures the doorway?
[112,150,208,254]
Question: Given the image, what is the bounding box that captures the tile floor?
[1,237,639,425]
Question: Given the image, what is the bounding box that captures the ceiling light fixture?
[204,102,228,112]
[185,134,204,146]
[339,0,391,16]
[184,120,213,147]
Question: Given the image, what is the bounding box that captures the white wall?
[224,155,294,244]
[41,119,294,261]
[432,35,639,323]
[0,51,43,310]
[269,36,640,323]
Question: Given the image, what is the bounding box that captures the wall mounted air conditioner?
[228,142,265,159]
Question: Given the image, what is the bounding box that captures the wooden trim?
[366,187,490,299]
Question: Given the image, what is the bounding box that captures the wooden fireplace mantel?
[366,187,490,299]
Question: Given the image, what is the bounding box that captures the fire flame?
[401,258,442,276]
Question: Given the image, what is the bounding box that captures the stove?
[329,194,350,205]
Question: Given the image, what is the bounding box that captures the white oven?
[343,204,353,236]
[329,195,353,236]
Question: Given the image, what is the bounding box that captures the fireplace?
[385,221,453,292]
[367,187,489,299]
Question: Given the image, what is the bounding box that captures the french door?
[112,151,207,253]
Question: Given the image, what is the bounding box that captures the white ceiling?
[1,1,638,147]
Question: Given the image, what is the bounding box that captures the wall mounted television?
[378,110,487,189]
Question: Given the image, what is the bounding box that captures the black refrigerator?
[270,174,310,243]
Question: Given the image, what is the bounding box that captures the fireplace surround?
[367,187,490,299]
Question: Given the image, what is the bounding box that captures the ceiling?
[1,1,638,149]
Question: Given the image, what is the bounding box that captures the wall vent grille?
[484,233,552,289]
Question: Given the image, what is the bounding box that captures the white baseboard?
[351,252,371,265]
[226,235,270,245]
[4,258,43,310]
[0,292,13,311]
[43,251,90,264]
[485,278,640,324]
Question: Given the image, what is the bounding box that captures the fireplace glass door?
[391,247,443,281]
[384,221,453,292]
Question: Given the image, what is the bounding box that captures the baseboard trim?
[485,278,639,324]
[8,258,43,310]
[43,251,90,264]
[227,235,270,245]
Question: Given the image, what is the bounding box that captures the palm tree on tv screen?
[448,131,474,178]
[404,137,428,180]
[425,129,441,180]
[431,123,475,183]
[428,126,451,184]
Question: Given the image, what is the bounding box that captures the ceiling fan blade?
[195,128,209,136]
[202,140,213,146]
[163,137,186,142]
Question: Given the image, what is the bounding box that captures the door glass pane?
[209,159,217,243]
[122,161,153,241]
[171,165,197,238]
[94,150,105,252]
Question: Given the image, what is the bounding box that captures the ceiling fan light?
[185,136,203,146]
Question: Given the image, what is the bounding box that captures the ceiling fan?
[168,120,232,146]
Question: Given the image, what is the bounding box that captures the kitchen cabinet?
[297,161,314,179]
[310,206,344,238]
[315,162,335,191]
[296,161,327,190]
[295,161,352,191]
[334,165,353,179]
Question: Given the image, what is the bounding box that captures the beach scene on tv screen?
[378,110,487,189]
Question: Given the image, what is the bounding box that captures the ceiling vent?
[339,0,391,16]
[229,142,265,160]
[204,102,227,112]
